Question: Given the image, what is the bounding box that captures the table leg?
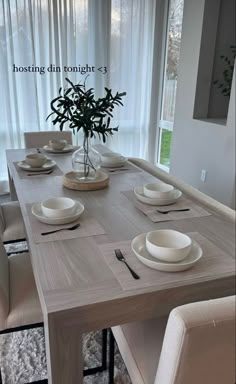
[45,315,83,384]
[7,166,17,200]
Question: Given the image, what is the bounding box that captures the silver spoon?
[41,223,80,236]
[156,208,190,214]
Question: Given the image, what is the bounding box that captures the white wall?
[170,0,235,208]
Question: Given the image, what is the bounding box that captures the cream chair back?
[0,239,9,329]
[24,130,73,148]
[155,296,236,384]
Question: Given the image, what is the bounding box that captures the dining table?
[6,145,235,384]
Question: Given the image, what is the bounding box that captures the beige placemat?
[26,203,106,243]
[122,190,211,222]
[101,162,141,175]
[14,162,63,179]
[98,232,234,291]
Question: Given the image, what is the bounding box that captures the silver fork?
[41,223,80,236]
[156,208,190,214]
[114,249,140,279]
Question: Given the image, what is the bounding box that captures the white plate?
[101,157,127,168]
[134,186,182,206]
[131,233,202,272]
[31,201,84,225]
[43,144,74,153]
[17,160,56,172]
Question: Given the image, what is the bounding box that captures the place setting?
[122,181,211,222]
[100,152,141,174]
[99,229,235,291]
[131,229,201,272]
[42,138,75,154]
[26,196,106,243]
[14,153,63,178]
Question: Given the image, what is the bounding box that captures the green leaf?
[46,77,126,142]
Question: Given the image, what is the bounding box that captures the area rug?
[0,328,131,384]
[0,243,132,384]
[4,241,28,255]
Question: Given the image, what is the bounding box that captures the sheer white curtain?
[0,0,164,194]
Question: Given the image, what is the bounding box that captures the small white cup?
[143,183,174,199]
[49,139,67,150]
[25,153,47,168]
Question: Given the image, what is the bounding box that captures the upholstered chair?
[110,296,236,384]
[0,201,26,253]
[0,238,108,383]
[0,237,45,383]
[24,131,73,148]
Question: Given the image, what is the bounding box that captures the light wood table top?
[6,147,235,384]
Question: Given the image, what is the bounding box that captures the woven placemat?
[25,203,106,243]
[122,190,211,222]
[98,232,234,291]
[101,162,142,175]
[13,162,63,179]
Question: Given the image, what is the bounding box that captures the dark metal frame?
[3,238,26,245]
[0,324,108,383]
[0,322,44,336]
[108,329,115,384]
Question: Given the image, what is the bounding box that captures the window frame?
[156,0,183,172]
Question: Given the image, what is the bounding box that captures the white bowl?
[101,152,125,165]
[25,154,47,168]
[134,186,182,206]
[143,183,174,199]
[49,139,67,150]
[131,233,202,272]
[146,229,192,263]
[41,197,76,218]
[32,201,84,224]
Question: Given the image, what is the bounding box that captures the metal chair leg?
[101,328,108,370]
[108,329,115,384]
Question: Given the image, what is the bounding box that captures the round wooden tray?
[63,170,109,191]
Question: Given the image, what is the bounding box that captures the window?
[0,0,159,193]
[157,0,184,171]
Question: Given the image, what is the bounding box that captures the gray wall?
[170,0,235,208]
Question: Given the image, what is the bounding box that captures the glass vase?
[72,136,101,180]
